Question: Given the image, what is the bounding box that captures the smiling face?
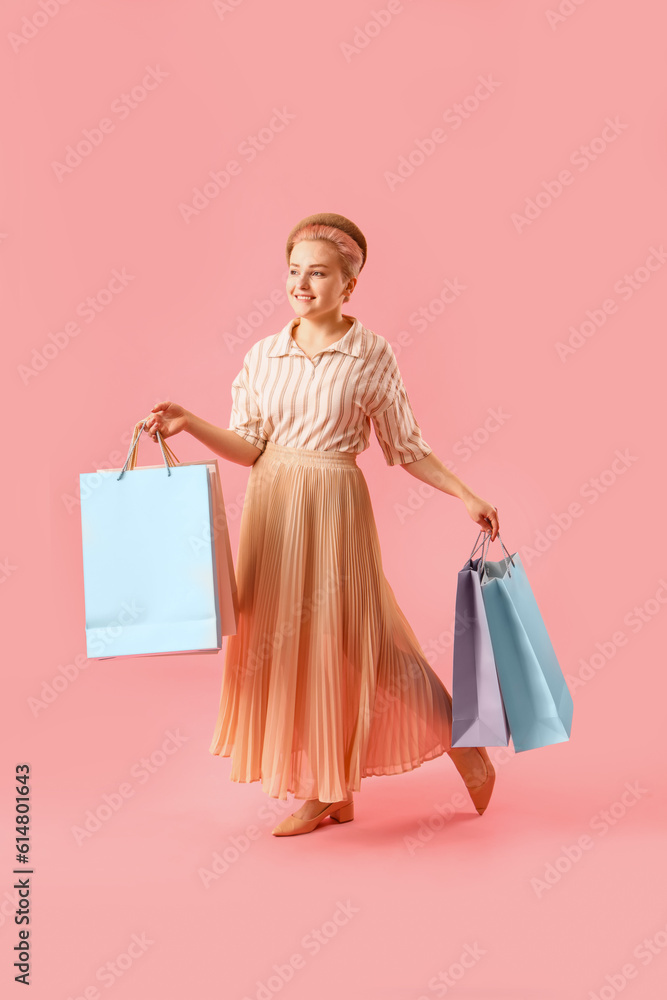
[287,240,356,320]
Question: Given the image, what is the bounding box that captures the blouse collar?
[267,315,364,358]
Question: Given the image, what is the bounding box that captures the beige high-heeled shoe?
[447,746,496,815]
[271,796,355,836]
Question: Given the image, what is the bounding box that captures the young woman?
[140,212,500,837]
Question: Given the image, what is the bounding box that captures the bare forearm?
[184,411,263,466]
[401,451,478,502]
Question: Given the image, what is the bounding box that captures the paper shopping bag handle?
[468,530,488,561]
[116,420,181,480]
[127,422,180,470]
[477,529,515,576]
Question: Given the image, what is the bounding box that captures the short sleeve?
[228,349,267,452]
[369,348,433,466]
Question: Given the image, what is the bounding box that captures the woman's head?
[285,213,366,317]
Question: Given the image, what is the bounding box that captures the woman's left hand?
[464,495,499,540]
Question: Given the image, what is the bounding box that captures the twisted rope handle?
[116,420,181,480]
[128,421,180,470]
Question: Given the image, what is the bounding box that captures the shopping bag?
[125,424,239,645]
[479,532,573,752]
[451,531,510,747]
[79,421,238,659]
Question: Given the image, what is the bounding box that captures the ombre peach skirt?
[208,440,453,802]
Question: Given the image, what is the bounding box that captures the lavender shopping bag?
[479,532,573,752]
[451,532,511,747]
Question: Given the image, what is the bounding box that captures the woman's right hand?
[140,401,190,442]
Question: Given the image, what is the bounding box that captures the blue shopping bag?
[79,423,226,658]
[479,532,573,752]
[451,532,510,747]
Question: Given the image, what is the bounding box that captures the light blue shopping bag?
[80,423,224,658]
[479,532,573,752]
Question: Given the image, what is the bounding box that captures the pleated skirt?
[208,440,453,802]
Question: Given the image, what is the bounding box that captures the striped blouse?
[227,315,433,466]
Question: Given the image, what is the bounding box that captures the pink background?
[3,1,666,997]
